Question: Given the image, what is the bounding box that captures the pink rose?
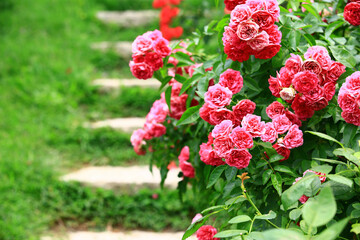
[326,62,346,82]
[178,146,190,163]
[344,2,360,26]
[302,59,322,75]
[199,143,225,166]
[146,99,169,123]
[219,69,244,94]
[303,169,326,183]
[251,10,275,29]
[268,75,281,98]
[283,125,303,149]
[213,138,234,158]
[130,129,147,155]
[145,52,163,71]
[272,114,292,134]
[236,20,260,41]
[266,101,285,119]
[143,29,163,41]
[196,225,219,240]
[132,36,153,53]
[344,71,360,90]
[212,120,234,141]
[204,84,233,108]
[284,54,303,75]
[199,103,217,125]
[225,149,252,169]
[265,25,282,44]
[130,61,154,80]
[179,161,195,178]
[260,122,278,143]
[191,214,203,224]
[304,46,332,70]
[292,71,319,94]
[232,99,256,125]
[342,110,360,126]
[230,4,252,27]
[144,120,166,138]
[323,82,336,101]
[247,31,270,51]
[230,126,253,149]
[209,108,235,126]
[338,92,358,112]
[153,38,171,57]
[253,44,281,59]
[291,95,315,120]
[285,110,302,127]
[241,114,266,137]
[169,94,188,120]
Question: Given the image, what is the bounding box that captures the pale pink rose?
[284,54,303,74]
[213,138,234,158]
[191,214,203,224]
[241,114,266,137]
[230,5,252,27]
[229,126,253,149]
[280,87,297,101]
[146,99,169,123]
[260,122,278,143]
[225,149,252,169]
[130,129,147,155]
[247,31,270,51]
[272,115,292,134]
[236,20,259,41]
[143,29,163,41]
[344,71,360,90]
[219,69,244,94]
[212,120,234,141]
[132,36,153,53]
[266,101,285,119]
[283,125,303,149]
[204,84,233,108]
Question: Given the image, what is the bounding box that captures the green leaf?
[303,33,316,46]
[303,177,321,197]
[351,209,360,218]
[228,215,252,224]
[343,124,359,146]
[302,4,322,21]
[325,21,344,39]
[302,186,336,227]
[259,229,306,240]
[313,158,347,166]
[207,165,227,188]
[333,148,360,165]
[306,131,344,148]
[165,86,172,113]
[329,46,357,68]
[314,218,350,240]
[262,169,272,185]
[289,208,302,220]
[327,174,353,188]
[182,215,208,240]
[214,230,247,238]
[351,223,360,235]
[289,30,301,50]
[176,105,201,126]
[274,165,296,177]
[174,52,194,66]
[179,77,194,95]
[201,205,226,214]
[281,174,318,210]
[269,153,284,163]
[225,167,238,181]
[225,195,246,205]
[271,173,282,196]
[255,210,276,220]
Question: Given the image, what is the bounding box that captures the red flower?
[344,2,360,26]
[252,10,275,29]
[232,99,256,125]
[196,225,219,240]
[219,69,244,94]
[204,84,233,108]
[229,126,254,149]
[199,143,225,166]
[209,109,235,125]
[292,71,319,94]
[266,101,285,119]
[225,149,252,169]
[273,143,291,161]
[284,125,304,149]
[272,115,292,134]
[129,61,154,80]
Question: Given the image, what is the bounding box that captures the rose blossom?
[338,92,358,112]
[145,52,163,71]
[236,20,260,41]
[153,38,171,57]
[196,225,219,240]
[266,25,282,44]
[272,115,292,134]
[230,4,252,26]
[291,95,315,120]
[229,126,253,149]
[261,122,278,143]
[130,61,154,79]
[225,0,247,11]
[284,54,303,74]
[241,114,266,137]
[146,99,168,123]
[191,214,203,224]
[219,69,244,94]
[326,62,346,82]
[199,103,217,125]
[301,59,322,75]
[304,46,332,70]
[169,94,188,120]
[144,120,166,138]
[285,110,302,127]
[199,143,225,166]
[266,101,285,119]
[247,31,270,51]
[268,75,281,98]
[280,87,297,101]
[292,71,319,93]
[273,143,291,161]
[209,109,235,126]
[212,120,233,140]
[344,2,360,26]
[132,36,153,53]
[303,169,326,183]
[323,82,336,101]
[283,125,303,149]
[342,110,360,126]
[344,71,360,90]
[131,129,147,155]
[225,149,252,169]
[179,161,195,178]
[178,146,190,163]
[254,44,281,59]
[251,10,275,29]
[204,84,233,108]
[214,138,234,158]
[232,99,256,124]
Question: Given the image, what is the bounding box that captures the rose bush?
[130,0,360,239]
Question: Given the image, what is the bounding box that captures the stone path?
[91,41,133,59]
[42,230,196,240]
[93,78,161,91]
[96,10,158,27]
[87,117,146,133]
[61,166,181,190]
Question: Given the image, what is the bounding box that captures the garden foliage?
[130,0,360,239]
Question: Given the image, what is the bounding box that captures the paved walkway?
[96,10,158,27]
[87,117,146,133]
[92,78,161,91]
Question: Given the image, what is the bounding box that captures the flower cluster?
[293,170,326,203]
[224,0,246,11]
[223,0,281,62]
[130,30,172,80]
[344,1,360,26]
[178,146,195,178]
[268,46,345,121]
[153,0,183,40]
[265,101,304,161]
[200,69,247,126]
[131,98,169,155]
[338,71,360,126]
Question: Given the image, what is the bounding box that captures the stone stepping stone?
[92,78,161,91]
[91,41,133,59]
[42,230,196,240]
[61,166,181,190]
[87,117,146,133]
[96,10,158,27]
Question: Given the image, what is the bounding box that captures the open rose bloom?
[268,46,345,121]
[223,0,281,62]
